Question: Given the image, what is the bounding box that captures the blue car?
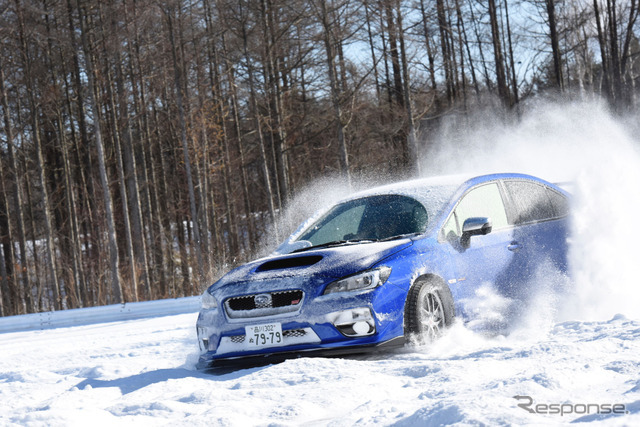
[196,173,570,367]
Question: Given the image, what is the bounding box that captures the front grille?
[283,329,306,338]
[227,295,257,311]
[230,335,245,344]
[226,290,303,312]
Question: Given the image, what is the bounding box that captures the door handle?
[508,242,522,252]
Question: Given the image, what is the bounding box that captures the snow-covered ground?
[1,302,639,426]
[2,101,640,425]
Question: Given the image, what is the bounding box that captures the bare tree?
[76,0,123,303]
[488,0,511,107]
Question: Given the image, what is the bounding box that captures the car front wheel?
[405,277,455,345]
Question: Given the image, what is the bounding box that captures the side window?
[441,213,458,241]
[449,183,509,237]
[547,188,570,218]
[504,180,556,224]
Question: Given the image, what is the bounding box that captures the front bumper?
[196,285,406,368]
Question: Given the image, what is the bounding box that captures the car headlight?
[201,290,218,310]
[323,266,392,294]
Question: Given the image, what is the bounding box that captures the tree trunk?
[318,0,350,186]
[364,0,383,103]
[456,0,480,99]
[396,2,420,174]
[221,31,256,252]
[384,0,405,107]
[128,0,168,298]
[545,0,564,90]
[15,0,63,310]
[607,0,623,105]
[0,60,29,314]
[0,157,18,315]
[593,0,611,100]
[110,1,152,300]
[419,0,438,93]
[262,0,290,207]
[436,0,455,104]
[488,0,511,107]
[201,8,232,257]
[164,4,205,285]
[504,0,519,105]
[239,0,279,238]
[76,0,123,303]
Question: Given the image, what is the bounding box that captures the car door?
[500,180,570,288]
[440,182,516,320]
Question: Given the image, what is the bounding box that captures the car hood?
[209,239,412,293]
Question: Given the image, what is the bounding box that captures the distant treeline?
[0,0,638,316]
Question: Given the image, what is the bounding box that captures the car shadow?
[79,344,453,394]
[74,364,271,394]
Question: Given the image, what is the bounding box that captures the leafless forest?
[0,0,638,316]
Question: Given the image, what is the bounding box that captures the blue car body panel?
[196,173,570,367]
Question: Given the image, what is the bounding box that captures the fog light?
[352,321,370,335]
[330,307,376,337]
[197,327,217,352]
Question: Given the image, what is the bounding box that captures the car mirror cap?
[460,217,492,248]
[462,217,492,235]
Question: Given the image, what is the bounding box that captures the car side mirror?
[460,217,492,248]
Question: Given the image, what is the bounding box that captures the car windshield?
[295,195,428,247]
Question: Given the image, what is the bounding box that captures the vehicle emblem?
[254,293,272,308]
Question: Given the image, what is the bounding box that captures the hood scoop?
[256,255,323,272]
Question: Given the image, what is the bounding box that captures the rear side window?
[504,180,567,225]
[547,188,570,217]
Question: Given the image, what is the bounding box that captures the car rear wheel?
[405,278,455,345]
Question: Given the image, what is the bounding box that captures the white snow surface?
[1,303,639,426]
[3,100,640,425]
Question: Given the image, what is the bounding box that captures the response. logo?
[513,395,629,417]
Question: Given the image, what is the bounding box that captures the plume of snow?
[422,99,640,322]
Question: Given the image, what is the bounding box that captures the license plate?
[245,323,283,348]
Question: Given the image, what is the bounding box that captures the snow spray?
[421,98,640,323]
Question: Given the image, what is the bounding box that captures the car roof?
[344,172,555,202]
[348,174,472,200]
[348,172,559,199]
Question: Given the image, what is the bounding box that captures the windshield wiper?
[292,238,377,253]
[379,232,423,242]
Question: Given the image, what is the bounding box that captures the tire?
[405,277,455,345]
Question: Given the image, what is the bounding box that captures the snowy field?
[1,301,639,426]
[2,101,640,425]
